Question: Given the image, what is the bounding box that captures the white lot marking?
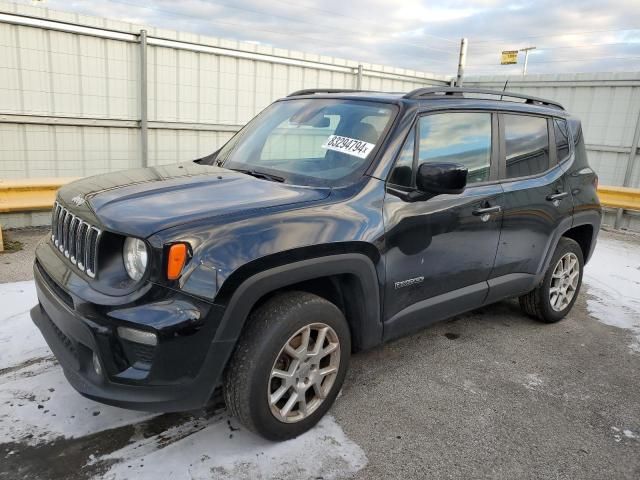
[0,281,366,479]
[582,235,640,352]
[321,135,375,159]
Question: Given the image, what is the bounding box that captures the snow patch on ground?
[611,426,638,443]
[0,360,157,444]
[0,281,367,478]
[583,235,640,352]
[0,282,158,443]
[0,281,51,369]
[523,373,544,391]
[99,412,366,480]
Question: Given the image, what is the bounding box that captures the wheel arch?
[562,223,595,264]
[537,213,600,280]
[214,253,382,352]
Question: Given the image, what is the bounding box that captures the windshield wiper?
[232,168,286,183]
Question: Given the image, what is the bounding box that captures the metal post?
[455,38,467,86]
[139,29,148,168]
[623,106,640,187]
[356,64,363,90]
[520,46,536,76]
[614,208,625,230]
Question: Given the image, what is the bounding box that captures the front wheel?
[519,237,584,323]
[223,291,350,441]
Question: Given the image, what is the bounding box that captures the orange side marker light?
[167,243,188,280]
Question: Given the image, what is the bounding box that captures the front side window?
[388,129,415,187]
[417,112,492,184]
[504,114,550,178]
[215,99,396,186]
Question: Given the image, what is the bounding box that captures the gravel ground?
[0,229,638,479]
[0,227,48,283]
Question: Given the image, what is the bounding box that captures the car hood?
[57,162,330,238]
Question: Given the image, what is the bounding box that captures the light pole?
[520,46,536,76]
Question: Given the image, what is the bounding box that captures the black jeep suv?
[31,87,601,440]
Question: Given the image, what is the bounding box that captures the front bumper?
[31,247,236,412]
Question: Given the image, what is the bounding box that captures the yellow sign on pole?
[501,50,518,65]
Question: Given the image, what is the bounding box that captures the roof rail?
[403,87,564,110]
[287,88,367,97]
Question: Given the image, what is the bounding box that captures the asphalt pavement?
[0,228,638,479]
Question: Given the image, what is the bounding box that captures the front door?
[382,111,503,341]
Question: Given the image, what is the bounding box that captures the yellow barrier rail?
[0,178,639,213]
[597,185,640,211]
[0,178,79,214]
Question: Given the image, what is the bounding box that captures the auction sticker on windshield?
[322,135,375,159]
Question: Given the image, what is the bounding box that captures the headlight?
[123,237,148,281]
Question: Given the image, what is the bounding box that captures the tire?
[223,291,351,441]
[519,237,584,323]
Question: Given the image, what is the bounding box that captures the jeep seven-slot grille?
[51,201,101,278]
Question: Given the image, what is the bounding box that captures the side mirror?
[416,162,468,195]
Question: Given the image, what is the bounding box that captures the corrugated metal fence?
[0,0,449,183]
[466,74,640,189]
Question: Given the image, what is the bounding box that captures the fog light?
[92,352,102,376]
[117,326,158,346]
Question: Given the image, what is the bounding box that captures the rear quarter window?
[554,118,570,162]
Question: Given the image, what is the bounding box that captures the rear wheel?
[519,237,584,323]
[223,291,350,441]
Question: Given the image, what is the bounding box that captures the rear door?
[383,110,504,340]
[487,112,573,301]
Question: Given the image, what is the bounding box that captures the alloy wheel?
[549,252,580,312]
[268,323,340,423]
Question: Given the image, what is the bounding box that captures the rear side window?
[554,118,570,162]
[417,112,492,184]
[503,114,549,178]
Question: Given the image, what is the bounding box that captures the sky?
[22,0,640,76]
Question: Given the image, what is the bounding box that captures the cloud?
[22,0,640,75]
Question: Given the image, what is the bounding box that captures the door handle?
[546,192,569,201]
[472,205,502,216]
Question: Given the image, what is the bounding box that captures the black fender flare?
[536,210,601,282]
[571,209,602,263]
[214,253,382,349]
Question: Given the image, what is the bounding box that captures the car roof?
[284,87,569,117]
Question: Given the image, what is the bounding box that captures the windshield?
[213,99,397,186]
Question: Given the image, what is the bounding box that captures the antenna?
[500,80,509,100]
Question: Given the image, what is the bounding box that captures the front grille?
[51,201,102,278]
